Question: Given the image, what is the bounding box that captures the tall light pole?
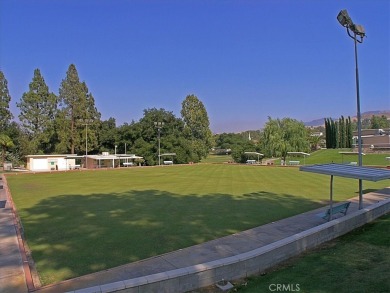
[154,122,164,165]
[79,119,93,169]
[337,9,366,209]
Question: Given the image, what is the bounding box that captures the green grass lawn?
[201,149,390,166]
[200,154,233,163]
[6,164,390,285]
[290,149,390,166]
[235,213,390,293]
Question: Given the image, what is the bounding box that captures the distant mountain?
[304,110,390,127]
[304,118,328,127]
[360,110,390,119]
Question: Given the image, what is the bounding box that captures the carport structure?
[85,154,143,169]
[116,154,144,167]
[300,163,390,220]
[244,152,264,164]
[159,153,176,165]
[287,152,310,165]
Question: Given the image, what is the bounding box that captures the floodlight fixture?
[337,9,366,42]
[337,9,353,27]
[352,24,365,37]
[154,121,164,128]
[337,9,366,210]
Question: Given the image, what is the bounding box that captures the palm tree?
[0,134,14,171]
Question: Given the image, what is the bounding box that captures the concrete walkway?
[0,176,28,293]
[1,173,389,293]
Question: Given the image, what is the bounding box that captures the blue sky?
[1,0,389,133]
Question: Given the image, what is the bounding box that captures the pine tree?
[0,71,14,132]
[17,69,58,153]
[58,64,101,154]
[77,82,101,154]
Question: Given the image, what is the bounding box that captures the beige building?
[353,129,390,150]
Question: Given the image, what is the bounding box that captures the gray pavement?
[0,176,28,293]
[1,172,389,293]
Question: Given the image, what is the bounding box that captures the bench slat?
[322,202,351,221]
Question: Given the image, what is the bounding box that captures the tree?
[57,64,101,154]
[78,82,101,154]
[181,94,213,161]
[99,118,118,153]
[325,118,337,149]
[346,116,353,148]
[260,117,310,162]
[339,116,345,148]
[324,118,330,149]
[117,121,138,154]
[115,108,201,165]
[334,120,339,148]
[136,108,191,164]
[0,134,14,170]
[0,71,14,132]
[215,132,259,162]
[370,115,389,129]
[325,116,354,149]
[309,134,322,151]
[17,69,58,154]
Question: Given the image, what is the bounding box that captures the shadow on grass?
[359,188,388,194]
[21,190,322,284]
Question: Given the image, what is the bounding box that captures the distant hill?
[359,110,390,119]
[304,118,329,127]
[304,110,390,127]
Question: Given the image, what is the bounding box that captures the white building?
[26,153,144,171]
[26,155,77,171]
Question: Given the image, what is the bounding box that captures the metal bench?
[288,160,300,165]
[321,202,351,221]
[163,161,173,165]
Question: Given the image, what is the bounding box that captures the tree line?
[1,65,388,168]
[324,116,353,149]
[214,117,313,164]
[324,115,389,149]
[0,65,213,166]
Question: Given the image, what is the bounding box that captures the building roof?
[287,152,310,156]
[244,152,264,156]
[300,163,390,181]
[26,154,71,158]
[86,154,143,160]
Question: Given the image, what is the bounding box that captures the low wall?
[70,199,390,293]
